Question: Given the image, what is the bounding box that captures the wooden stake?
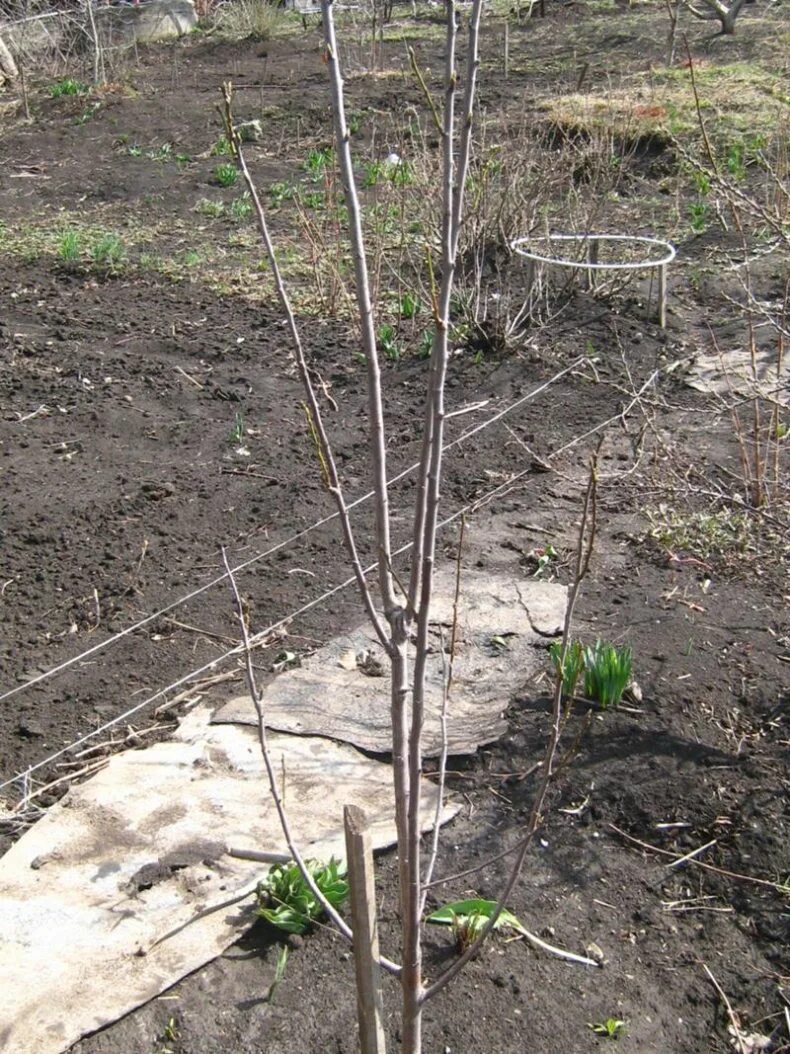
[344,805,386,1054]
[658,262,667,328]
[503,21,509,79]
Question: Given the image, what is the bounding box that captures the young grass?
[90,233,125,271]
[58,229,82,263]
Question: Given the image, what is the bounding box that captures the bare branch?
[220,84,390,652]
[423,452,599,1002]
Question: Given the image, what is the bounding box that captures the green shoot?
[303,146,334,180]
[58,229,82,262]
[399,291,421,320]
[529,543,558,578]
[90,233,125,271]
[549,639,585,700]
[214,162,239,187]
[194,198,226,218]
[48,78,87,98]
[255,858,348,935]
[378,323,401,361]
[427,898,527,953]
[210,135,232,157]
[230,194,252,220]
[266,945,289,1004]
[589,1018,627,1040]
[230,411,245,445]
[583,640,632,708]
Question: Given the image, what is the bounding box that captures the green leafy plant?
[388,158,414,188]
[583,640,632,708]
[75,101,102,125]
[58,229,82,262]
[152,1015,179,1054]
[688,199,709,233]
[347,110,362,135]
[48,77,87,98]
[270,181,295,206]
[230,194,252,220]
[230,411,245,445]
[210,135,232,157]
[427,898,527,953]
[90,233,125,271]
[298,188,324,210]
[363,159,384,187]
[303,145,334,180]
[378,323,401,361]
[214,162,239,187]
[399,291,421,320]
[266,945,289,1004]
[589,1018,627,1040]
[549,639,585,700]
[528,543,558,578]
[255,858,348,934]
[194,197,226,218]
[418,329,434,359]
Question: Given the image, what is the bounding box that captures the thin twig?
[703,963,747,1054]
[424,451,599,1001]
[609,824,786,893]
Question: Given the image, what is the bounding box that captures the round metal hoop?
[511,233,676,271]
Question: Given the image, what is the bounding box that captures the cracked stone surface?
[214,570,567,756]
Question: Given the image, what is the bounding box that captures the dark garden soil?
[0,3,788,1052]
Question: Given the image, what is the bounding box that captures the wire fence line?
[0,361,658,800]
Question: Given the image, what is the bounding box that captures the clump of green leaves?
[303,145,334,180]
[270,180,295,207]
[528,543,558,578]
[58,229,82,262]
[378,323,401,361]
[399,291,421,321]
[49,77,87,98]
[583,640,632,708]
[549,639,585,700]
[549,639,632,707]
[194,197,226,218]
[214,162,239,187]
[255,858,348,934]
[210,135,233,157]
[90,233,125,271]
[589,1018,627,1040]
[427,898,527,953]
[230,193,252,220]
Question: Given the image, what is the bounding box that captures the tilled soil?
[1,7,788,1054]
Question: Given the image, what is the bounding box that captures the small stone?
[237,119,263,142]
[18,718,44,738]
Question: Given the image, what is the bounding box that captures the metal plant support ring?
[511,233,677,328]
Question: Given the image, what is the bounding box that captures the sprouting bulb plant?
[549,639,585,700]
[255,858,348,935]
[583,640,632,709]
[427,898,528,954]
